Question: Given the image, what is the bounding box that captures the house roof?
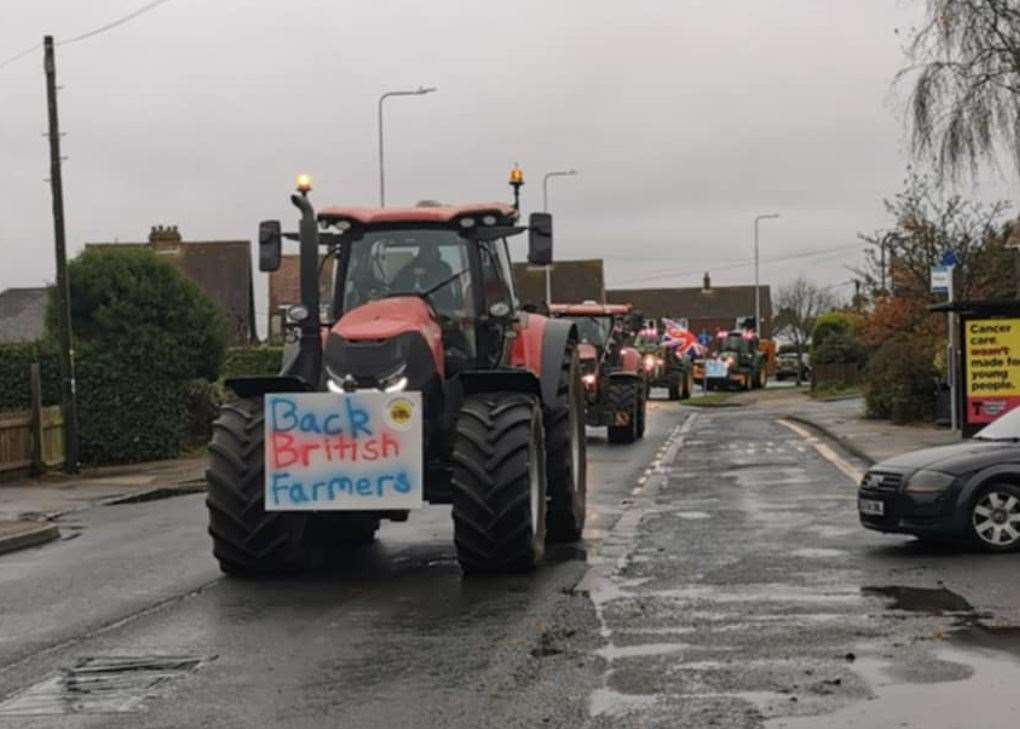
[606,284,772,337]
[318,203,517,226]
[512,259,605,307]
[0,287,49,343]
[550,303,631,316]
[606,285,770,320]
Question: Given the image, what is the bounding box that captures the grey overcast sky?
[2,0,1016,320]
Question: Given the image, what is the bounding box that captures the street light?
[754,213,780,333]
[377,86,437,207]
[541,169,578,305]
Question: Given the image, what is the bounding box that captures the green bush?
[35,248,230,465]
[48,247,226,381]
[811,312,858,358]
[864,338,938,424]
[221,346,284,379]
[0,342,61,411]
[813,331,868,366]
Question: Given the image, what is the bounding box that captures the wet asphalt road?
[1,391,1019,727]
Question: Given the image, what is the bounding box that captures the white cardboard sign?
[263,391,424,511]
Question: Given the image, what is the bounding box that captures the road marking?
[776,419,863,483]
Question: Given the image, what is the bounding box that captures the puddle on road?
[0,655,210,715]
[767,635,1020,729]
[862,585,976,616]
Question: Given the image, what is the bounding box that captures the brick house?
[87,226,256,344]
[607,273,773,338]
[267,255,335,341]
[511,259,606,307]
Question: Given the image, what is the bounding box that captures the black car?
[858,408,1020,551]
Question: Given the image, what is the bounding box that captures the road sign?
[940,251,958,267]
[931,265,952,294]
[264,391,424,511]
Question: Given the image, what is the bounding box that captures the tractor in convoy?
[205,171,587,576]
[634,319,694,401]
[548,302,648,444]
[705,328,770,390]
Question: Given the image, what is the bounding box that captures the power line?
[0,0,174,70]
[59,0,174,46]
[614,241,864,286]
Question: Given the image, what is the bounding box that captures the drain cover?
[0,655,208,715]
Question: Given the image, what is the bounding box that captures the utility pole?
[753,213,780,332]
[541,169,578,305]
[44,35,79,474]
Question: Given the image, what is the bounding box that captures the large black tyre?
[205,398,311,576]
[607,379,639,444]
[667,377,681,401]
[545,346,588,543]
[967,483,1020,553]
[451,392,547,574]
[636,387,647,438]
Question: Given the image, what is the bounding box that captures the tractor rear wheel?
[451,392,547,574]
[545,346,588,543]
[636,387,647,438]
[205,397,311,576]
[607,379,639,444]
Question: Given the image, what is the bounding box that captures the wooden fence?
[0,363,65,476]
[811,362,861,390]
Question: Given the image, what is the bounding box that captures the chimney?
[702,271,711,292]
[148,224,182,251]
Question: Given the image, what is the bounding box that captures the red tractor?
[549,302,647,444]
[206,175,586,576]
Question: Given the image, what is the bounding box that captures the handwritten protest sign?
[704,359,728,379]
[264,391,423,511]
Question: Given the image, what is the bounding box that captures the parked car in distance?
[775,353,810,381]
[858,407,1020,551]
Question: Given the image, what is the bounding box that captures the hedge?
[221,346,284,380]
[864,338,938,424]
[0,342,62,411]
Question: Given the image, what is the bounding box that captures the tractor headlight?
[382,376,409,393]
[643,355,656,371]
[905,470,956,494]
[581,373,597,389]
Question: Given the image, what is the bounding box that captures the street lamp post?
[377,86,437,207]
[753,213,780,333]
[541,169,578,304]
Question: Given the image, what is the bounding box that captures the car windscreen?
[974,406,1020,440]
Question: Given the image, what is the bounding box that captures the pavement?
[0,388,1017,728]
[0,455,206,554]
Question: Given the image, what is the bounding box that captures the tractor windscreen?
[342,229,473,322]
[564,316,613,346]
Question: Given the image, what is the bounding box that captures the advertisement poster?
[263,391,424,511]
[964,318,1020,425]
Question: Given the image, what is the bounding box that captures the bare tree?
[856,171,1014,300]
[773,277,838,386]
[901,0,1020,179]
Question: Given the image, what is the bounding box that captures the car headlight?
[905,469,957,494]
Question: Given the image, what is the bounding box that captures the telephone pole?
[44,35,79,473]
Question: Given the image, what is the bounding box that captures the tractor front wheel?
[451,392,547,574]
[205,398,311,576]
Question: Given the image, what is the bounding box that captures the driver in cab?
[392,244,459,312]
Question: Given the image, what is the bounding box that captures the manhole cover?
[0,655,209,715]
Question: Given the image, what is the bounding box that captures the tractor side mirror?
[528,212,553,266]
[258,220,282,272]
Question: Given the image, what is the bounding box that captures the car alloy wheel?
[972,489,1020,549]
